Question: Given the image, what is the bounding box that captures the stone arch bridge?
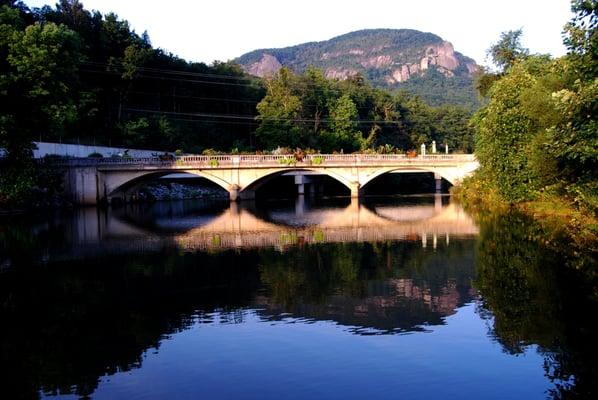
[63,154,478,205]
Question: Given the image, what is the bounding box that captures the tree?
[487,29,529,71]
[297,67,333,144]
[547,0,598,211]
[0,9,81,204]
[255,67,304,149]
[431,105,475,153]
[320,94,362,152]
[473,56,560,202]
[1,21,81,153]
[467,18,598,210]
[563,0,598,79]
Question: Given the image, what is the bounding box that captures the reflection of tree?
[258,240,477,333]
[258,243,364,308]
[0,250,261,398]
[474,212,598,399]
[0,222,67,269]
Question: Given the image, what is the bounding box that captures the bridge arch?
[240,168,354,195]
[359,166,457,190]
[105,170,230,200]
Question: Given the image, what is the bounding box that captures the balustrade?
[58,153,475,167]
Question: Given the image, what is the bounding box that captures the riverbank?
[0,181,228,215]
[453,180,598,265]
[138,181,227,201]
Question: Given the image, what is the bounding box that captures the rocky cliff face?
[245,54,282,77]
[237,29,477,83]
[236,29,479,107]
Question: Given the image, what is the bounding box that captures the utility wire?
[121,90,395,113]
[78,62,401,98]
[123,107,402,125]
[80,61,259,82]
[84,90,261,105]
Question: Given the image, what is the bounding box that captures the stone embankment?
[138,182,227,201]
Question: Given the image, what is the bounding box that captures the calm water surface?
[0,196,596,399]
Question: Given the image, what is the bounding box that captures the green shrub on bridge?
[311,156,324,165]
[278,157,297,166]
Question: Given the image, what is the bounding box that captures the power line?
[126,91,260,104]
[78,62,412,114]
[159,117,259,126]
[123,107,403,125]
[122,89,391,112]
[80,67,260,88]
[80,61,259,82]
[78,61,399,98]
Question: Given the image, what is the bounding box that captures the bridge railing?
[58,153,476,167]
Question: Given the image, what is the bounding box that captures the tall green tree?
[320,94,362,152]
[473,56,563,202]
[0,7,80,204]
[1,20,80,154]
[487,29,529,71]
[255,67,304,149]
[467,4,597,212]
[546,0,598,211]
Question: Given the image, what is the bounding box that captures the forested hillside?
[237,29,480,109]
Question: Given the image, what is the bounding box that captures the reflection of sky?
[89,304,550,400]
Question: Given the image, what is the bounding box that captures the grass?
[454,178,598,253]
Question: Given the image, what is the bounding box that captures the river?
[0,195,596,399]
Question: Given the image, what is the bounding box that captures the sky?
[24,0,573,67]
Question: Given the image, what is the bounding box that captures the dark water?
[0,196,597,399]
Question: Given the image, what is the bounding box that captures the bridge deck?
[60,153,478,204]
[62,153,476,169]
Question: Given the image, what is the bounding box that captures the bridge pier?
[229,186,256,202]
[434,173,442,193]
[350,182,363,198]
[295,175,315,196]
[64,167,100,205]
[435,193,443,212]
[228,184,240,202]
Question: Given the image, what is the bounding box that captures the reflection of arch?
[360,195,446,223]
[242,168,353,194]
[113,200,230,233]
[360,167,454,189]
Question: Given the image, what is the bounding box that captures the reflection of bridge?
[63,197,478,255]
[63,154,478,204]
[174,199,477,251]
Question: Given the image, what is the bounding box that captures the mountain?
[236,29,480,108]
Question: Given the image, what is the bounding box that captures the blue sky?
[24,0,573,66]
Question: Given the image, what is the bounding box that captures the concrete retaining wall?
[33,142,161,158]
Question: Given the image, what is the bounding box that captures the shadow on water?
[0,197,596,398]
